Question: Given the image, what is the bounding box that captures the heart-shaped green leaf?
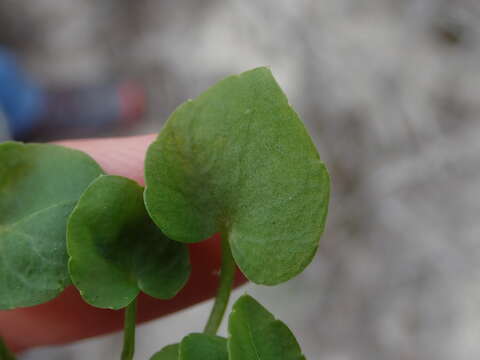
[145,67,330,285]
[0,142,103,309]
[228,294,306,360]
[151,344,179,360]
[179,333,228,360]
[67,175,190,309]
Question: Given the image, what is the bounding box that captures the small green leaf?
[0,142,103,309]
[179,333,228,360]
[228,294,306,360]
[145,67,330,285]
[67,175,190,309]
[150,344,179,360]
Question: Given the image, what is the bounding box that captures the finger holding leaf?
[1,67,330,360]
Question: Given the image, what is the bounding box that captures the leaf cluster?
[0,68,330,359]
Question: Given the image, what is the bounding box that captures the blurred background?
[1,0,480,359]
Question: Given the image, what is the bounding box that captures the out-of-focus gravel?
[2,0,480,359]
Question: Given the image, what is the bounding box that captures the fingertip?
[55,134,156,185]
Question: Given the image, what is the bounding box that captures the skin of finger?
[0,135,246,352]
[55,134,157,185]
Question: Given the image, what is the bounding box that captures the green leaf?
[228,294,306,360]
[150,344,179,360]
[179,333,228,360]
[67,175,190,309]
[150,335,228,360]
[144,67,330,285]
[0,142,103,309]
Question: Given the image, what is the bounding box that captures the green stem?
[203,233,236,335]
[121,297,137,360]
[0,337,16,360]
[0,337,15,360]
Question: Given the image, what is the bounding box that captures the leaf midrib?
[245,315,262,360]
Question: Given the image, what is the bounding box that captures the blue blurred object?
[0,47,46,139]
[0,47,146,141]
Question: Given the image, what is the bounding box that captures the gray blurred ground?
[2,0,480,359]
